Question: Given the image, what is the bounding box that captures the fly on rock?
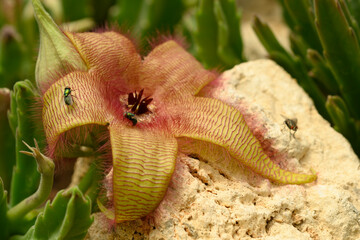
[284,117,298,139]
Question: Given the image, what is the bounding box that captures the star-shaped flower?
[32,0,316,223]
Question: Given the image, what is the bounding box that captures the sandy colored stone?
[85,59,360,240]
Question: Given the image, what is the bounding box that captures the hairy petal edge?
[109,124,177,222]
[140,41,216,101]
[171,97,317,184]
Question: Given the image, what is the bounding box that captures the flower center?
[123,89,153,126]
[127,89,153,115]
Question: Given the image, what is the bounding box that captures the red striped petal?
[171,97,317,184]
[42,72,112,153]
[66,31,142,90]
[109,124,177,222]
[140,41,217,101]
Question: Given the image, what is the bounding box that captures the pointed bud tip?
[32,0,87,90]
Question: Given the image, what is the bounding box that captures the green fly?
[124,112,137,126]
[64,87,74,106]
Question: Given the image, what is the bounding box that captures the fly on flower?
[63,87,74,106]
[124,112,137,126]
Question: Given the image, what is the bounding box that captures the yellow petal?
[42,72,112,152]
[109,124,177,222]
[172,97,317,184]
[140,41,216,101]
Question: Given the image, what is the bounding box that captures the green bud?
[32,0,87,89]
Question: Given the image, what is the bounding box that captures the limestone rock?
[86,60,360,240]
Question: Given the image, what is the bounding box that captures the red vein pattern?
[66,31,142,89]
[173,97,317,184]
[110,125,177,222]
[42,71,110,152]
[140,41,217,101]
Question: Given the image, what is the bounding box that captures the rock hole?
[245,229,254,238]
[188,153,200,160]
[265,216,274,233]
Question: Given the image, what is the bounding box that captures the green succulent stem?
[10,187,93,240]
[193,0,245,69]
[284,0,323,52]
[0,88,15,191]
[7,140,54,231]
[315,0,360,118]
[253,16,329,120]
[8,80,43,207]
[77,159,102,208]
[326,95,360,154]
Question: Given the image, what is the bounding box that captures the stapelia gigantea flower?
[33,0,316,223]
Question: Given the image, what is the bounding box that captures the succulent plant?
[184,0,246,69]
[0,80,93,239]
[0,1,37,89]
[111,0,184,41]
[253,0,360,157]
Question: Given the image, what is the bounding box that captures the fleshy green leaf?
[193,0,245,69]
[7,139,54,236]
[315,0,360,118]
[114,0,142,26]
[253,16,329,120]
[277,0,296,30]
[338,0,360,45]
[8,80,43,207]
[284,0,322,52]
[252,16,292,59]
[77,159,102,210]
[194,0,220,68]
[289,33,310,66]
[326,95,360,154]
[0,88,15,191]
[307,49,339,94]
[219,0,245,62]
[61,0,90,22]
[347,0,360,30]
[0,178,9,240]
[90,0,114,25]
[13,187,93,240]
[113,0,184,40]
[215,0,245,67]
[0,26,25,88]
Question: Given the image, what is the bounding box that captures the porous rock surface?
[86,60,360,240]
